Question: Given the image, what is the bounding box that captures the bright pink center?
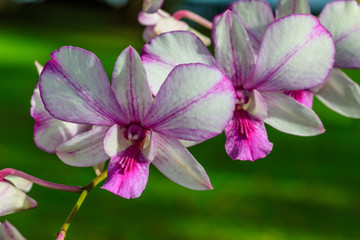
[235,89,250,110]
[124,124,147,143]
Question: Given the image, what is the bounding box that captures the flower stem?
[56,170,108,240]
[0,168,82,193]
[172,10,213,30]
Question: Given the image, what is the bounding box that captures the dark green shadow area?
[0,2,359,240]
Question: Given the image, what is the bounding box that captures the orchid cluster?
[1,0,359,239]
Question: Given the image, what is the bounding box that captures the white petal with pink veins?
[213,10,255,88]
[316,68,360,118]
[152,133,212,190]
[262,92,324,136]
[56,126,110,167]
[141,31,217,94]
[143,63,235,141]
[245,15,335,92]
[40,46,127,126]
[112,46,153,123]
[319,0,360,68]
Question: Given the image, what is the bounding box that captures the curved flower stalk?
[142,0,164,13]
[138,9,211,46]
[0,221,26,240]
[39,46,235,198]
[235,0,360,117]
[0,176,37,217]
[141,12,334,161]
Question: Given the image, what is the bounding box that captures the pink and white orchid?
[39,46,235,198]
[0,221,26,240]
[0,176,37,217]
[138,9,211,46]
[141,11,335,161]
[234,0,360,117]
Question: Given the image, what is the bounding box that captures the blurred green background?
[0,1,359,240]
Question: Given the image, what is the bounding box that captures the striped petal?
[229,0,274,53]
[262,92,324,136]
[315,68,360,118]
[0,181,37,217]
[112,46,153,123]
[245,15,335,92]
[0,221,26,240]
[141,31,217,94]
[56,126,110,167]
[152,133,212,190]
[275,0,310,19]
[40,46,126,126]
[143,63,235,141]
[319,0,360,68]
[31,85,90,153]
[213,10,255,88]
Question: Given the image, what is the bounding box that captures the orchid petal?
[275,0,310,19]
[4,176,32,193]
[56,126,110,167]
[315,68,360,118]
[179,140,203,148]
[285,90,314,108]
[143,63,235,141]
[138,9,169,26]
[142,0,164,13]
[319,0,360,68]
[141,31,217,94]
[0,181,37,217]
[213,10,255,88]
[0,221,26,240]
[229,0,274,53]
[112,46,153,123]
[31,85,90,153]
[262,92,324,136]
[40,46,126,126]
[153,133,212,190]
[225,110,273,161]
[245,15,335,92]
[101,146,150,199]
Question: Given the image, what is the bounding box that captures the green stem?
[56,170,108,240]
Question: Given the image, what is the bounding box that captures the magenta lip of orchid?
[38,45,235,199]
[141,10,335,161]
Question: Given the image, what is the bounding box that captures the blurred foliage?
[0,1,359,240]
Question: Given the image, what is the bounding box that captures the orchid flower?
[142,0,164,13]
[0,221,26,240]
[138,9,211,46]
[39,46,235,198]
[0,176,37,217]
[233,0,360,117]
[141,11,334,161]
